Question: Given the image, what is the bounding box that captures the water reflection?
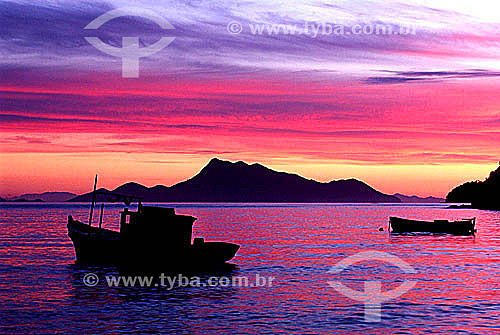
[0,203,499,334]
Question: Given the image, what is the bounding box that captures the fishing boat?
[389,216,476,235]
[67,175,240,269]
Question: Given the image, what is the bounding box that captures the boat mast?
[88,174,98,226]
[99,203,104,229]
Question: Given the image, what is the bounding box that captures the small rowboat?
[389,217,476,235]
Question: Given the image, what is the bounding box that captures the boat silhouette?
[67,176,239,270]
[389,217,476,235]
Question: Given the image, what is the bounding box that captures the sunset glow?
[1,0,500,197]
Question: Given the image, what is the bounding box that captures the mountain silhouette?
[69,158,400,203]
[9,192,76,202]
[0,196,43,202]
[393,193,443,203]
[446,162,500,210]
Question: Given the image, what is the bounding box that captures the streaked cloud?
[366,69,500,84]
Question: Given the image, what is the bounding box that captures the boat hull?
[67,217,121,264]
[389,217,475,235]
[67,216,239,269]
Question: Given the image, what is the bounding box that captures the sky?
[1,0,500,197]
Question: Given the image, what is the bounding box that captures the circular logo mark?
[327,251,417,322]
[85,7,176,78]
[227,21,243,35]
[83,273,99,287]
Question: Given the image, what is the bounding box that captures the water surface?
[0,203,499,334]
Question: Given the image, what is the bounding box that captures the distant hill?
[394,193,444,203]
[9,192,76,202]
[446,163,500,210]
[12,198,44,202]
[0,197,43,202]
[69,158,400,203]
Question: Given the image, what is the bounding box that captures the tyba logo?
[85,7,175,78]
[327,251,417,322]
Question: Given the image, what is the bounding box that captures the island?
[69,158,401,203]
[446,162,500,210]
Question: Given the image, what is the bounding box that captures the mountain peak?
[207,157,248,167]
[203,158,252,173]
[208,157,224,165]
[112,182,149,194]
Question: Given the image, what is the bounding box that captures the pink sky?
[1,1,500,197]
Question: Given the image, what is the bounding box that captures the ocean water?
[0,203,499,334]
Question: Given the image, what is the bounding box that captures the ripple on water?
[0,203,499,334]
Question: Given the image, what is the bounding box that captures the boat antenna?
[88,174,98,226]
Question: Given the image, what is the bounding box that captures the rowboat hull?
[389,216,476,235]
